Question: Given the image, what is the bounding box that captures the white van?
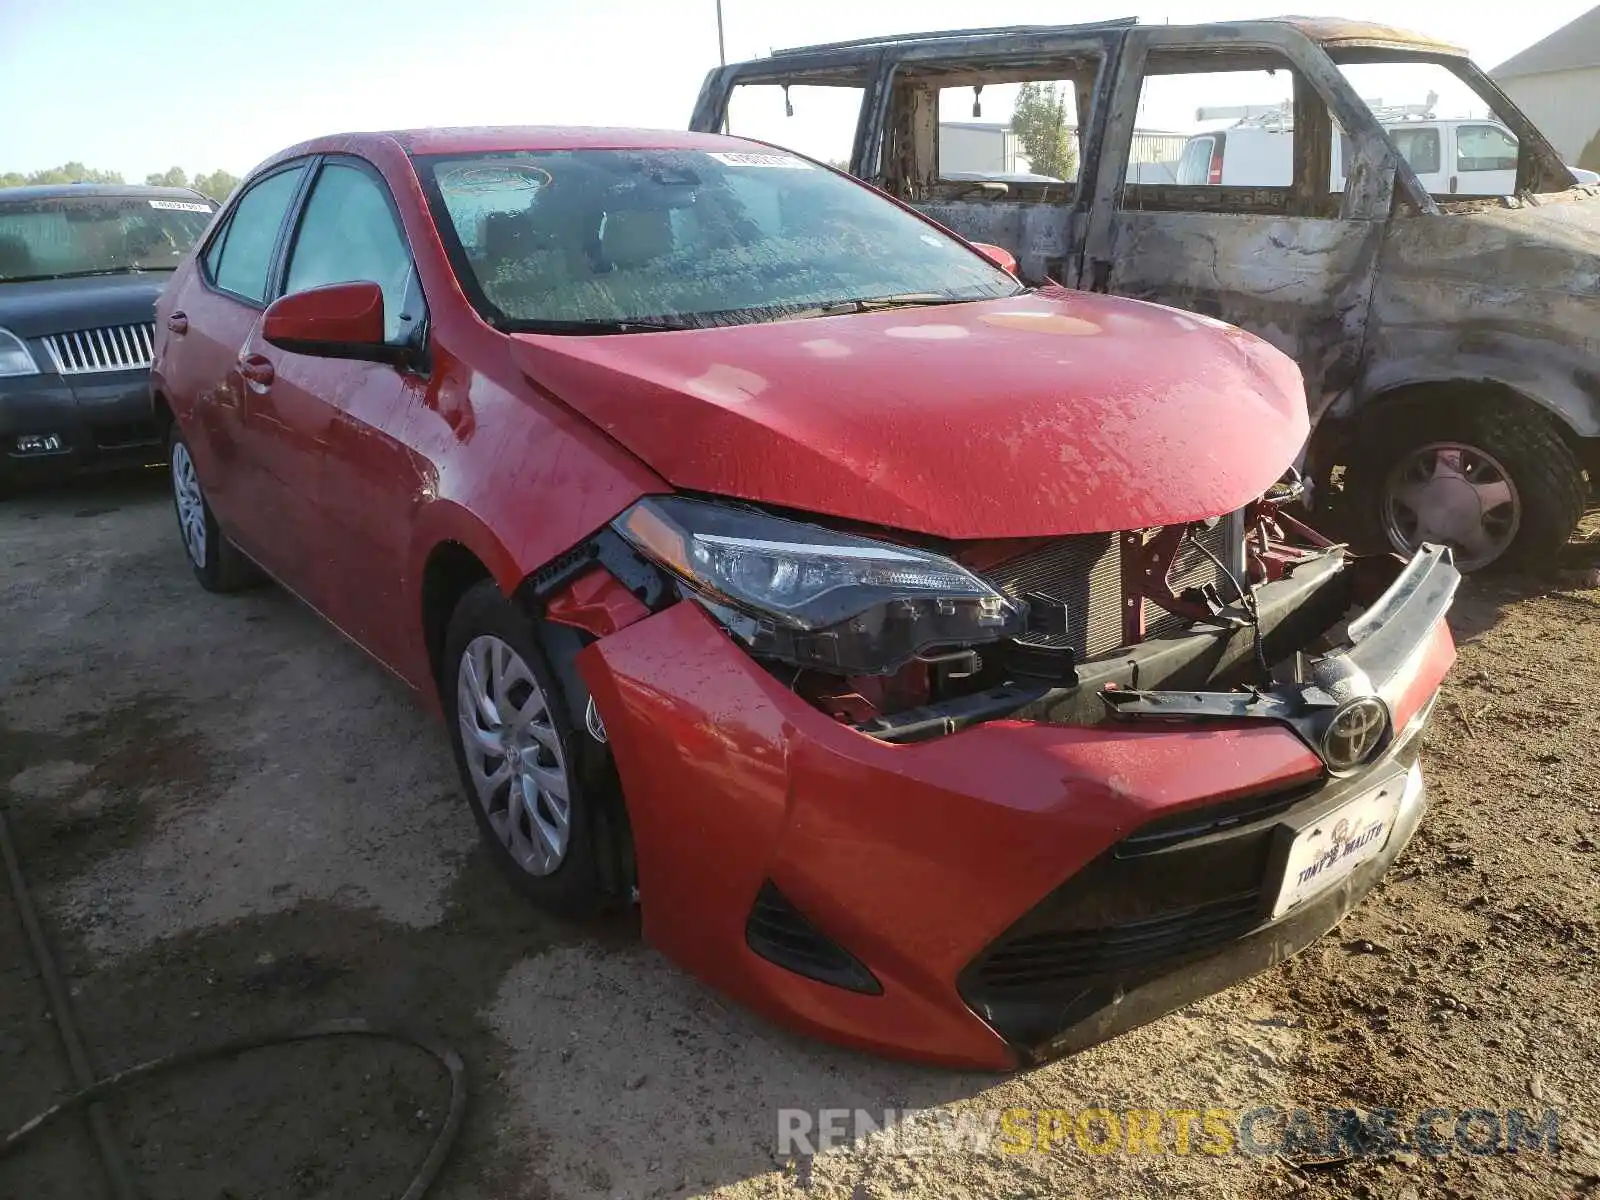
[1175,117,1530,196]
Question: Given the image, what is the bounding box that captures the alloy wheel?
[171,441,207,568]
[457,635,571,876]
[1381,442,1521,572]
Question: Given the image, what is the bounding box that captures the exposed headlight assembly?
[613,495,1024,674]
[0,327,39,378]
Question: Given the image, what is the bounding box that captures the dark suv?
[0,184,217,490]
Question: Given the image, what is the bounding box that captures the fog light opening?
[15,433,64,454]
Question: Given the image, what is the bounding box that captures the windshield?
[416,147,1022,331]
[0,194,214,282]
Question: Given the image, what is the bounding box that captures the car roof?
[263,127,771,169]
[763,17,1463,61]
[0,183,212,203]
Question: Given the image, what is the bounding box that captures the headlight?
[0,327,38,378]
[613,495,1024,674]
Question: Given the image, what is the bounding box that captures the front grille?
[974,890,1260,991]
[42,323,156,375]
[984,523,1233,658]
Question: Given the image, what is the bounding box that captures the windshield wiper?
[502,316,696,335]
[0,267,166,283]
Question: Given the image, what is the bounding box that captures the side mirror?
[970,242,1018,275]
[262,280,396,363]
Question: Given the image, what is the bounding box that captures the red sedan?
[151,127,1458,1069]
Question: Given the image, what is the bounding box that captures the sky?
[1,0,1594,180]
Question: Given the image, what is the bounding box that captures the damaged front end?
[575,487,1457,776]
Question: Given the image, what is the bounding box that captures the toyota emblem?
[1320,697,1390,772]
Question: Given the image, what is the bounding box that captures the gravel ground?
[1,474,1597,1200]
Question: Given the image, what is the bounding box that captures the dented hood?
[509,290,1308,540]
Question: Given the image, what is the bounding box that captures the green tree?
[1579,126,1600,174]
[0,162,125,187]
[145,166,190,187]
[1010,82,1078,180]
[191,169,241,201]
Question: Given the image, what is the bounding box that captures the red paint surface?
[581,601,1336,1068]
[544,567,651,638]
[262,280,385,349]
[509,289,1308,540]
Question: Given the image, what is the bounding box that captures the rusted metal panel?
[1094,213,1383,422]
[1362,203,1600,435]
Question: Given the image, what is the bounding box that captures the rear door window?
[1175,136,1218,185]
[207,166,307,303]
[1391,127,1442,175]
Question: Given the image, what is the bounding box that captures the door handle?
[1449,175,1458,194]
[238,353,275,392]
[167,312,188,335]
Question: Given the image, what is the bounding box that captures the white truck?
[1176,101,1595,194]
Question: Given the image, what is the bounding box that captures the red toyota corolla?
[151,127,1458,1070]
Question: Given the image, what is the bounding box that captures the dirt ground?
[2,473,1598,1200]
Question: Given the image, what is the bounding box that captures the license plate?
[1271,771,1408,918]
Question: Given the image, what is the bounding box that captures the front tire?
[167,425,263,592]
[1345,397,1586,572]
[442,580,633,916]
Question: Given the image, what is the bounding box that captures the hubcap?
[171,441,207,568]
[1381,442,1520,572]
[457,635,571,876]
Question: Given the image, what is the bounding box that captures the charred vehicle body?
[693,18,1600,573]
[152,127,1457,1069]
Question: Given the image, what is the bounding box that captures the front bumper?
[577,546,1458,1069]
[0,370,163,485]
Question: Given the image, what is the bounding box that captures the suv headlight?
[613,495,1024,674]
[0,328,38,378]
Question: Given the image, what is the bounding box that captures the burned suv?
[694,18,1599,572]
[0,184,216,490]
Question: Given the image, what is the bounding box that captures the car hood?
[508,290,1308,540]
[0,272,169,337]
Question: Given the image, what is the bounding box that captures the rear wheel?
[442,580,632,915]
[168,426,263,592]
[1345,397,1586,572]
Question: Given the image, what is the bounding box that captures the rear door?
[181,162,310,569]
[1078,25,1392,426]
[264,156,430,667]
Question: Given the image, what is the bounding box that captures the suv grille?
[42,323,156,375]
[984,523,1233,658]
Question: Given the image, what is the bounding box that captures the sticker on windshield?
[706,152,812,170]
[439,163,552,194]
[148,200,213,213]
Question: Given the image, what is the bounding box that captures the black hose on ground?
[0,809,467,1200]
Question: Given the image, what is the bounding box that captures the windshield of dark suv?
[416,147,1023,332]
[0,194,215,282]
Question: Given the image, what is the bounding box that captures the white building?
[1491,5,1600,169]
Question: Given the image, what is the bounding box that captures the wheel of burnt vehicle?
[442,580,634,915]
[168,425,264,592]
[1345,396,1586,573]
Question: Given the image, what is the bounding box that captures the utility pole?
[716,0,726,65]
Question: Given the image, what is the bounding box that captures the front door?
[266,157,431,669]
[1079,26,1394,426]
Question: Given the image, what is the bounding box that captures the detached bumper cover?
[577,546,1457,1069]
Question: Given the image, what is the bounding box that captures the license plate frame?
[1268,770,1408,919]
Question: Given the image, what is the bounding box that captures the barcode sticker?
[706,152,811,169]
[148,200,213,213]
